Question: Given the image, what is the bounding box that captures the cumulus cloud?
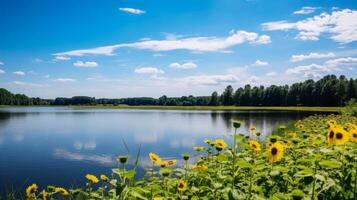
[53,78,76,82]
[262,9,357,43]
[286,57,357,78]
[266,72,277,76]
[290,52,336,62]
[73,61,98,68]
[293,7,318,15]
[170,62,197,69]
[53,30,271,57]
[13,71,25,76]
[53,149,115,166]
[135,67,165,74]
[13,81,43,87]
[179,74,239,85]
[0,69,5,74]
[119,7,146,15]
[252,60,269,66]
[53,55,71,61]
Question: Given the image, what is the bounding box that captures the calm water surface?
[0,107,326,194]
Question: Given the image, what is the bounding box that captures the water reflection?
[0,107,325,194]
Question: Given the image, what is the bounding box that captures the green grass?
[71,105,342,112]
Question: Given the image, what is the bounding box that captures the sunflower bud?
[182,153,190,161]
[118,156,129,164]
[233,120,242,129]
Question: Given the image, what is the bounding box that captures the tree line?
[0,75,356,107]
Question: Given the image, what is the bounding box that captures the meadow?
[19,111,357,200]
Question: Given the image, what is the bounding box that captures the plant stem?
[311,161,317,200]
[232,127,237,189]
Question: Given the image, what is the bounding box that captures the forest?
[0,75,356,107]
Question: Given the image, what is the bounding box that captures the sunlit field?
[20,112,357,200]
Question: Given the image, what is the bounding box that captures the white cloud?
[293,7,318,15]
[252,60,269,66]
[290,52,336,62]
[53,30,271,57]
[53,149,115,166]
[170,62,197,69]
[0,61,3,65]
[266,72,277,76]
[13,71,25,76]
[134,67,165,74]
[285,57,357,78]
[44,74,50,78]
[53,78,76,82]
[179,74,239,85]
[13,81,43,87]
[0,69,5,74]
[53,55,71,61]
[73,61,98,68]
[262,9,357,43]
[119,7,146,15]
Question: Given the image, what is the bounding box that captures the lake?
[0,107,328,194]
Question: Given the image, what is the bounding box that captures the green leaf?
[124,170,136,179]
[319,160,342,169]
[236,159,252,168]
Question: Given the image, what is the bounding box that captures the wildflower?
[192,164,208,171]
[232,120,242,129]
[42,190,48,200]
[149,153,161,164]
[182,153,190,161]
[55,187,69,196]
[26,183,38,198]
[86,174,99,184]
[247,140,261,153]
[118,156,129,164]
[268,142,284,163]
[100,174,109,182]
[193,146,205,151]
[167,159,176,167]
[249,126,257,131]
[177,179,187,192]
[160,168,171,177]
[214,139,228,151]
[334,128,349,145]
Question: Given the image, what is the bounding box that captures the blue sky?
[0,0,356,98]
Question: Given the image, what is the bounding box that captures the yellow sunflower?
[26,183,38,198]
[55,187,69,196]
[334,127,349,145]
[149,153,161,164]
[193,146,205,151]
[167,159,177,167]
[214,139,228,151]
[100,174,109,182]
[268,142,284,163]
[350,129,357,142]
[247,140,261,153]
[288,132,297,138]
[204,139,212,145]
[159,161,168,168]
[192,164,208,171]
[177,179,188,192]
[86,174,99,184]
[249,126,257,131]
[327,128,336,145]
[42,190,48,200]
[153,197,164,200]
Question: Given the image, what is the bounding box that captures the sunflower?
[193,146,205,151]
[214,139,228,151]
[26,183,38,198]
[100,174,109,182]
[153,197,164,200]
[167,159,177,167]
[55,187,69,196]
[86,174,99,184]
[351,129,357,142]
[268,142,284,163]
[249,126,257,131]
[204,139,212,145]
[192,164,208,171]
[327,128,336,145]
[42,190,48,200]
[232,120,242,129]
[177,179,188,192]
[182,153,190,161]
[296,124,304,129]
[160,168,171,177]
[159,161,168,168]
[334,127,349,145]
[288,132,297,138]
[149,153,161,164]
[247,140,261,153]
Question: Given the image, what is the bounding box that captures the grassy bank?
[70,105,342,112]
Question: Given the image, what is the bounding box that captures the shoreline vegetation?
[20,113,357,199]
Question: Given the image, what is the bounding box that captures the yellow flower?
[86,174,99,184]
[149,153,161,164]
[192,164,208,171]
[249,126,257,131]
[159,161,168,168]
[42,190,48,200]
[100,174,109,182]
[204,139,212,145]
[26,183,38,198]
[334,128,349,145]
[351,129,357,142]
[214,139,228,151]
[55,187,69,196]
[153,197,164,200]
[247,140,261,153]
[167,159,177,167]
[268,142,284,163]
[177,179,187,192]
[296,124,304,129]
[327,128,336,145]
[193,146,205,151]
[288,132,297,138]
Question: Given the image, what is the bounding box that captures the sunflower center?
[353,133,357,138]
[179,183,184,188]
[271,147,278,155]
[336,132,343,139]
[252,144,257,148]
[329,131,334,139]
